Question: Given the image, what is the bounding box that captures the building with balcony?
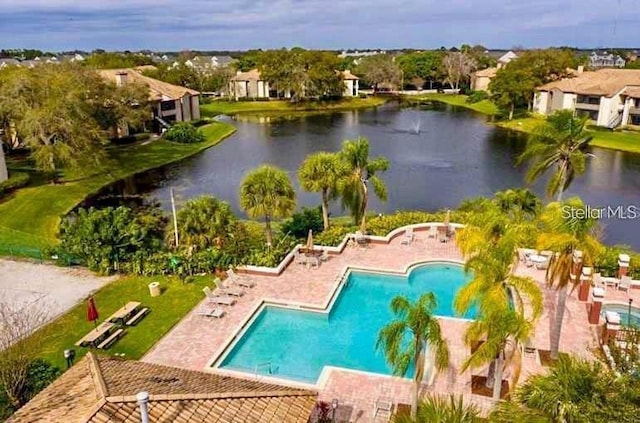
[533,69,640,128]
[589,51,626,68]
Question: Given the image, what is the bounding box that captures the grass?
[29,274,211,370]
[200,96,386,117]
[411,94,640,154]
[0,122,236,256]
[405,93,499,116]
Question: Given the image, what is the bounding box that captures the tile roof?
[341,70,359,80]
[230,68,263,81]
[8,353,317,423]
[538,69,640,97]
[98,69,199,101]
[623,86,640,99]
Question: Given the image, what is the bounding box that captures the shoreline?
[405,93,640,154]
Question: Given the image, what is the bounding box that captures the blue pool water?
[602,303,640,327]
[218,263,473,383]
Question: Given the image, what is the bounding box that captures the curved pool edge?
[205,259,469,387]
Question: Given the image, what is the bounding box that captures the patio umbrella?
[87,296,99,329]
[306,229,314,252]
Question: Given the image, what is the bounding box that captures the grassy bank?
[411,94,640,154]
[29,274,210,369]
[200,96,386,117]
[0,122,236,256]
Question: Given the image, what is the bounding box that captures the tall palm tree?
[394,394,480,423]
[377,293,450,419]
[338,137,389,231]
[518,110,593,201]
[298,152,347,230]
[239,164,296,246]
[537,198,601,359]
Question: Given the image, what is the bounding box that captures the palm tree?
[494,188,541,220]
[394,394,480,423]
[490,355,640,423]
[518,110,593,201]
[461,306,534,400]
[298,152,347,230]
[170,195,236,250]
[239,164,296,246]
[537,198,601,360]
[338,137,389,231]
[377,293,450,419]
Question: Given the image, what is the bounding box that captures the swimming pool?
[217,262,473,383]
[602,303,640,327]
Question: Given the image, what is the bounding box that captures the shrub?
[366,211,437,236]
[314,226,352,246]
[466,90,489,104]
[60,206,166,274]
[281,207,324,239]
[0,172,30,196]
[594,246,625,277]
[163,122,205,144]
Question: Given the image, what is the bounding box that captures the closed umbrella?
[306,229,314,252]
[87,296,99,329]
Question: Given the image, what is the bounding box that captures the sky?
[0,0,637,52]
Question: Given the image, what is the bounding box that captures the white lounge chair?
[226,269,256,288]
[214,286,244,297]
[197,308,225,318]
[373,398,394,421]
[401,227,414,245]
[593,272,605,290]
[427,225,438,239]
[203,287,237,305]
[619,275,632,294]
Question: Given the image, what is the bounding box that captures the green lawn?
[200,96,386,116]
[411,94,640,154]
[405,93,499,116]
[30,274,211,369]
[0,122,236,256]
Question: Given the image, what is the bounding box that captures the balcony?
[630,107,640,115]
[575,103,600,111]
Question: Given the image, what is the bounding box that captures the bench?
[126,307,150,326]
[97,328,125,349]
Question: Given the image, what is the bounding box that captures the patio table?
[75,321,115,348]
[107,302,141,326]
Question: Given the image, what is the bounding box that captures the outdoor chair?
[426,225,438,239]
[214,286,244,297]
[295,251,306,265]
[372,398,394,422]
[203,286,237,305]
[618,275,632,294]
[197,308,225,318]
[593,272,605,290]
[226,269,256,288]
[319,250,330,262]
[354,231,368,248]
[400,227,414,245]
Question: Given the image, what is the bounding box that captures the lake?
[90,102,640,249]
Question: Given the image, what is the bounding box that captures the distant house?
[99,68,200,134]
[341,69,360,97]
[183,55,236,71]
[7,353,317,422]
[533,68,640,128]
[470,67,497,91]
[589,51,626,68]
[470,51,518,92]
[229,68,360,99]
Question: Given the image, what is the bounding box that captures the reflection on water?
[84,104,640,249]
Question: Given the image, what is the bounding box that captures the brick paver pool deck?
[142,230,637,421]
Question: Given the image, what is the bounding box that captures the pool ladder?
[255,361,273,378]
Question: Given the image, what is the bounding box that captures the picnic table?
[75,321,116,348]
[107,302,142,326]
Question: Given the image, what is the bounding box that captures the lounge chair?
[319,250,330,262]
[354,231,368,247]
[619,275,632,294]
[197,308,225,318]
[227,269,256,288]
[373,398,394,421]
[593,272,605,290]
[214,286,244,297]
[203,287,237,305]
[535,258,549,270]
[400,227,414,245]
[427,225,438,239]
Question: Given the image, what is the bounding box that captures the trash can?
[148,282,161,297]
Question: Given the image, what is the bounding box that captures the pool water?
[218,263,473,383]
[602,303,640,327]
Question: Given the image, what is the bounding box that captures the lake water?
[90,102,640,249]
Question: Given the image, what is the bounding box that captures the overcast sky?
[0,0,637,51]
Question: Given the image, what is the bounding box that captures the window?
[160,100,176,111]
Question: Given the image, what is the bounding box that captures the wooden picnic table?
[75,321,115,348]
[107,302,141,326]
